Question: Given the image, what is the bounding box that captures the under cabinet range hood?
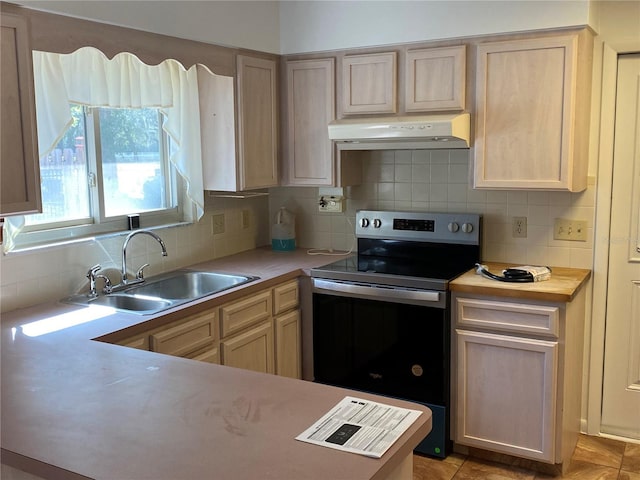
[328,113,470,150]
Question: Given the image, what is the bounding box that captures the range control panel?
[356,210,481,245]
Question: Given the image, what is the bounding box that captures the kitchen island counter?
[1,248,430,480]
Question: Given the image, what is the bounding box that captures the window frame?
[16,105,184,250]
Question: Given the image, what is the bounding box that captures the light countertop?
[1,247,431,480]
[450,263,591,302]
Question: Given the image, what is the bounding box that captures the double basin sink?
[64,270,259,315]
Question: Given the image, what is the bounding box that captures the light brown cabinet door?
[275,309,301,379]
[474,32,591,191]
[405,45,466,112]
[236,55,278,190]
[221,320,274,374]
[220,289,272,337]
[284,58,335,186]
[341,52,397,115]
[1,13,41,215]
[456,329,558,462]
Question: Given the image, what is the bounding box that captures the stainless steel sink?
[90,294,173,313]
[63,270,259,315]
[125,270,258,300]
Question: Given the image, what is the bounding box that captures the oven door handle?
[312,278,441,303]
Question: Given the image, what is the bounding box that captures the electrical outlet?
[554,218,587,241]
[512,216,527,238]
[212,213,225,234]
[318,195,344,213]
[241,209,250,229]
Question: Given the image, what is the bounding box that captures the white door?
[601,53,640,440]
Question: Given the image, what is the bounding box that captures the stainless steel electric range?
[310,210,482,458]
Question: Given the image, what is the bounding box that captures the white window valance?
[32,47,204,218]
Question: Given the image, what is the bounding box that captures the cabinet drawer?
[273,280,299,315]
[119,334,149,350]
[150,311,217,357]
[220,289,272,337]
[456,297,559,337]
[188,344,220,364]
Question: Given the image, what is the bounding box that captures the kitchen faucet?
[118,230,168,288]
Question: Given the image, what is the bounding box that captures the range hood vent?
[328,113,470,150]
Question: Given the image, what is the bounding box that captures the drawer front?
[220,289,272,337]
[188,344,220,364]
[150,311,217,357]
[119,335,149,350]
[456,297,560,337]
[273,280,299,315]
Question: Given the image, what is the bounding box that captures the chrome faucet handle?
[135,263,150,280]
[96,274,112,294]
[86,264,102,298]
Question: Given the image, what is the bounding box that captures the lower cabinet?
[456,329,558,462]
[274,308,301,379]
[452,291,586,469]
[221,320,274,374]
[116,278,301,379]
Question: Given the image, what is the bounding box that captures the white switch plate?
[553,218,587,241]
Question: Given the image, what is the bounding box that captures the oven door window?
[313,293,448,406]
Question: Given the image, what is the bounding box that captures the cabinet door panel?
[1,13,41,215]
[342,52,396,115]
[285,59,335,186]
[456,329,558,462]
[222,321,274,374]
[473,34,590,191]
[406,45,466,112]
[275,309,301,379]
[237,55,278,190]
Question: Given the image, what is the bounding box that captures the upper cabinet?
[200,55,278,192]
[283,58,335,186]
[282,58,362,187]
[473,30,593,191]
[341,52,397,115]
[1,11,41,216]
[405,45,466,112]
[236,55,278,190]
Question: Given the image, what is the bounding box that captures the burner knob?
[448,222,460,233]
[360,218,370,228]
[462,223,474,233]
[372,219,382,228]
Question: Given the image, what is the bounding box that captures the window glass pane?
[25,104,90,226]
[99,108,166,217]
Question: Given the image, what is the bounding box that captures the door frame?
[588,42,640,438]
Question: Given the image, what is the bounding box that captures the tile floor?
[413,435,640,480]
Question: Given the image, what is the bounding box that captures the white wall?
[15,0,592,55]
[13,0,282,53]
[279,0,591,53]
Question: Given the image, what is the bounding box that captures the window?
[3,48,204,253]
[20,104,179,245]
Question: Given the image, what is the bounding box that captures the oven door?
[311,279,451,457]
